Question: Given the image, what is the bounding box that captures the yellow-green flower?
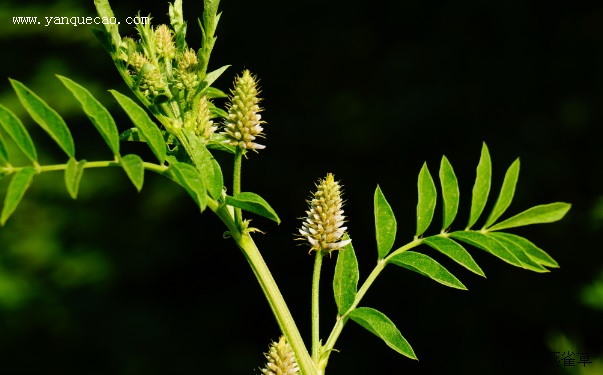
[221,70,265,151]
[299,173,351,254]
[154,24,176,60]
[175,48,200,91]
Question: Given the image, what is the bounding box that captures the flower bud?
[154,24,176,60]
[174,48,200,91]
[299,173,351,254]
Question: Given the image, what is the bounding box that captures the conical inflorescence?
[222,69,265,151]
[299,173,351,254]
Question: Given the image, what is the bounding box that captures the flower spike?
[299,173,351,254]
[221,70,265,151]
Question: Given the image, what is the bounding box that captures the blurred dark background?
[1,0,602,374]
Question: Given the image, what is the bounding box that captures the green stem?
[233,148,243,227]
[210,199,318,375]
[319,239,423,370]
[311,251,325,361]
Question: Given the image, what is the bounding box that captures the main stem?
[311,251,324,362]
[210,200,318,375]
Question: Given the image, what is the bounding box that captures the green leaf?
[110,90,167,164]
[209,156,224,200]
[204,87,228,99]
[374,186,397,259]
[64,158,86,199]
[416,162,437,237]
[170,161,207,211]
[333,235,358,315]
[209,105,228,120]
[450,230,523,268]
[483,158,520,229]
[93,0,121,51]
[58,75,120,155]
[91,27,114,54]
[487,232,558,268]
[486,232,548,272]
[423,235,485,277]
[468,143,491,229]
[0,104,37,162]
[10,79,75,158]
[225,192,280,224]
[119,128,144,142]
[120,154,144,192]
[183,129,222,199]
[1,167,36,225]
[348,307,417,360]
[487,203,571,231]
[202,65,230,88]
[0,132,8,165]
[207,133,236,154]
[439,156,459,230]
[389,251,467,290]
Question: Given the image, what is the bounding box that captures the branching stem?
[319,238,424,370]
[209,198,319,375]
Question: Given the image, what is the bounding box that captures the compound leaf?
[374,185,396,259]
[483,158,520,229]
[64,158,86,199]
[59,75,120,155]
[348,307,417,360]
[450,230,523,268]
[170,161,207,211]
[0,104,37,162]
[439,156,459,230]
[423,235,485,277]
[389,251,466,290]
[10,79,75,158]
[225,192,280,224]
[468,143,491,229]
[120,154,144,192]
[1,167,36,225]
[487,202,571,231]
[333,235,358,315]
[110,90,166,164]
[416,162,437,236]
